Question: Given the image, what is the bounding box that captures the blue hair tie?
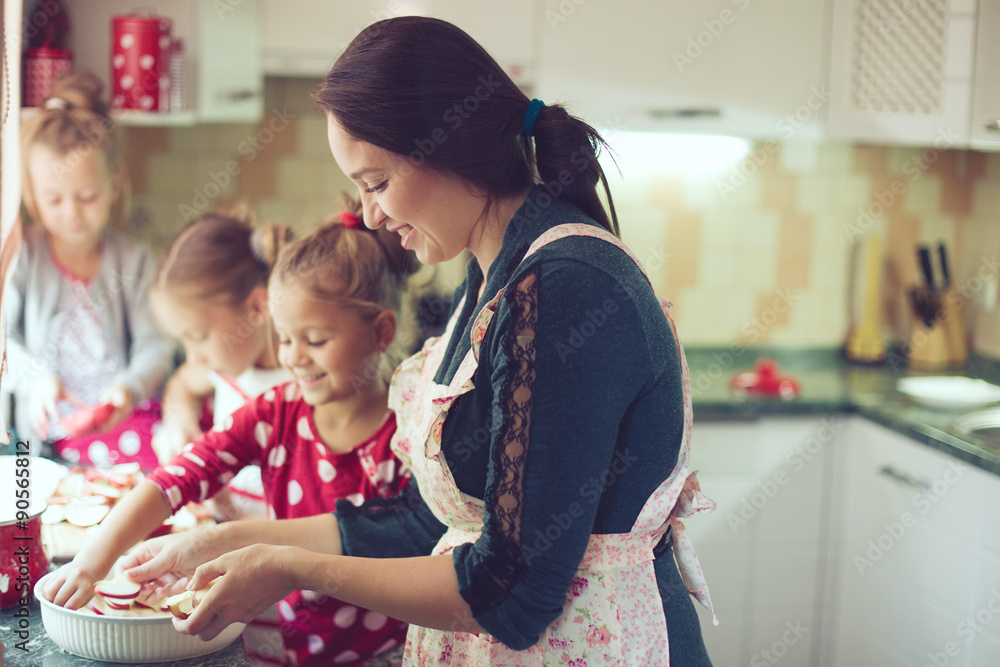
[523,98,545,137]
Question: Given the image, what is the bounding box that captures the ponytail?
[272,196,418,316]
[529,104,619,237]
[157,210,293,305]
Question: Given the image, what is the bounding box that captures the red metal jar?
[23,47,73,107]
[0,499,50,609]
[110,14,172,111]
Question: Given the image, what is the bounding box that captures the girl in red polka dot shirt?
[43,208,421,667]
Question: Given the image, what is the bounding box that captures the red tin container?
[110,14,172,111]
[0,500,50,608]
[23,47,73,107]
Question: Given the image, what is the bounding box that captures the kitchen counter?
[686,347,1000,476]
[0,598,249,667]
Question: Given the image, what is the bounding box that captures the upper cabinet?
[970,0,1000,149]
[825,0,977,147]
[24,0,263,124]
[534,0,829,140]
[263,0,537,87]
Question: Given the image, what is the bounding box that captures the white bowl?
[34,572,246,663]
[897,376,1000,410]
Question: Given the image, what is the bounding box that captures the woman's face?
[326,117,489,266]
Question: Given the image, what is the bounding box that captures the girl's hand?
[99,384,134,433]
[28,374,64,439]
[43,556,107,610]
[119,525,226,586]
[151,419,200,464]
[175,544,300,641]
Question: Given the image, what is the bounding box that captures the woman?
[131,16,716,665]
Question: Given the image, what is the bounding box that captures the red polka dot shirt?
[146,381,409,666]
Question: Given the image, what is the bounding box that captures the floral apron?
[388,224,717,666]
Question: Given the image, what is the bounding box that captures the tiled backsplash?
[120,78,1000,355]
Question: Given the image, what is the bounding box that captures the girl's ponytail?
[272,195,418,316]
[47,71,110,116]
[157,211,292,306]
[250,223,295,270]
[335,193,419,283]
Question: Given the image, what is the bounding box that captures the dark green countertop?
[686,347,1000,476]
[0,598,249,667]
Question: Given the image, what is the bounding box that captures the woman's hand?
[42,556,108,610]
[174,544,301,641]
[28,374,64,439]
[119,524,227,587]
[99,384,134,433]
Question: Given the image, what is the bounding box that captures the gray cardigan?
[3,224,175,446]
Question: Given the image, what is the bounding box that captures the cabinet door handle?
[224,90,260,102]
[878,465,930,490]
[985,120,1000,133]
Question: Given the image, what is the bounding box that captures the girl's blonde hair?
[155,208,293,306]
[271,199,417,318]
[20,71,131,228]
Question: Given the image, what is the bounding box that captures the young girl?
[5,72,174,466]
[150,212,293,522]
[44,212,417,667]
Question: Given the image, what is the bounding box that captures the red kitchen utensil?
[730,358,800,399]
[60,402,115,437]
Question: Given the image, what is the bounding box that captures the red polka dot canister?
[23,47,73,107]
[110,13,172,111]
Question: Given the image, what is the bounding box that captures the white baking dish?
[34,572,246,663]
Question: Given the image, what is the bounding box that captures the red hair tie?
[339,212,363,229]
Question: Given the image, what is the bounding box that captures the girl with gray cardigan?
[4,73,173,465]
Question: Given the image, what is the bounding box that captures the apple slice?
[41,505,67,524]
[87,481,123,501]
[66,502,109,527]
[95,575,142,600]
[105,597,132,610]
[165,590,197,619]
[84,601,105,615]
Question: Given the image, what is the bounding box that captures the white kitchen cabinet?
[535,0,828,139]
[970,0,1000,149]
[825,0,978,147]
[821,417,990,666]
[24,0,263,124]
[262,0,537,87]
[687,416,838,665]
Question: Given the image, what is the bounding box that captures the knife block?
[908,286,969,370]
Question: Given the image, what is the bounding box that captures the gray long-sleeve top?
[3,224,175,445]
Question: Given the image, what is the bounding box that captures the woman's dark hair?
[313,16,619,236]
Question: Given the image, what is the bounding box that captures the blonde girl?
[5,72,173,466]
[45,211,419,667]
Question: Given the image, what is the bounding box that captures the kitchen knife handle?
[937,243,951,287]
[917,245,935,290]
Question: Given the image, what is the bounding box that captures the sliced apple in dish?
[94,574,142,600]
